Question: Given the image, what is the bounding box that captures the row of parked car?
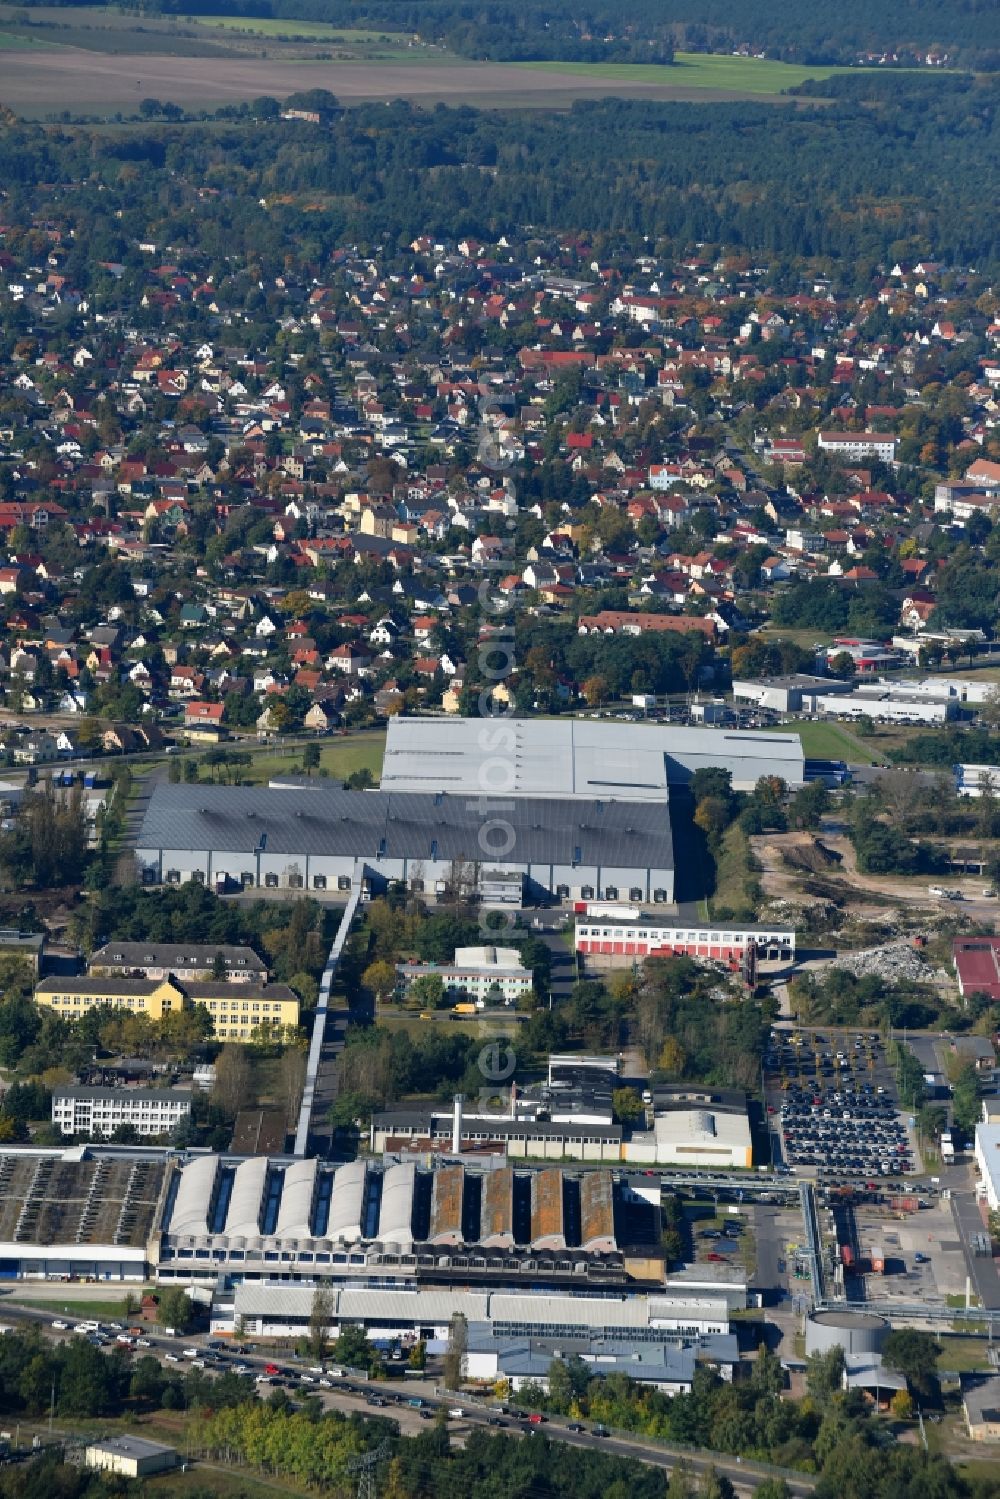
[779,1085,913,1176]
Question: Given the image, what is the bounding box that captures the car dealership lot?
[765,1028,919,1181]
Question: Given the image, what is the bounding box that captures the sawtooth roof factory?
[155,1153,664,1289]
[0,1146,668,1291]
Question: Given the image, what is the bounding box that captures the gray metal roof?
[90,942,265,972]
[137,783,674,872]
[382,717,804,797]
[53,1086,191,1105]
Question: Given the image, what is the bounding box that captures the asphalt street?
[0,1298,814,1496]
[951,1190,1000,1310]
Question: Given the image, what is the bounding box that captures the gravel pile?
[829,941,949,985]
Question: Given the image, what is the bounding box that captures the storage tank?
[805,1309,888,1357]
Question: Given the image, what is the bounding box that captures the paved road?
[951,1190,1000,1310]
[0,1299,814,1495]
[531,924,578,1005]
[752,1202,784,1295]
[306,1001,353,1158]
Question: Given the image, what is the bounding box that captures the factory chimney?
[452,1093,464,1154]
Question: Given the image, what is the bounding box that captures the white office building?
[397,946,533,1004]
[52,1086,192,1139]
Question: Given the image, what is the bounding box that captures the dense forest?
[0,74,998,277]
[20,0,1000,66]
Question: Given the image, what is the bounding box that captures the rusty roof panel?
[429,1163,464,1244]
[530,1167,565,1249]
[479,1167,514,1246]
[580,1169,616,1251]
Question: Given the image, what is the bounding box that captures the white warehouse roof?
[381,717,804,797]
[225,1158,269,1238]
[378,1161,416,1248]
[326,1161,368,1242]
[275,1159,318,1239]
[169,1154,218,1237]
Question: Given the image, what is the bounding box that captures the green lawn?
[15,1295,148,1318]
[237,732,385,786]
[516,50,863,95]
[938,1335,992,1373]
[379,1009,523,1039]
[758,720,879,764]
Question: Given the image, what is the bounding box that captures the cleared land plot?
[0,49,831,115]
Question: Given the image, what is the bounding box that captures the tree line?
[27,0,1000,66]
[0,78,998,276]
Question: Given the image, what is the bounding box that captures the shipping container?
[840,1244,854,1268]
[889,1196,920,1214]
[868,1245,885,1274]
[572,901,641,920]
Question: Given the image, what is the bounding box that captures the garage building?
[85,1437,178,1479]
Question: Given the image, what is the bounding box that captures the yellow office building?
[34,975,300,1042]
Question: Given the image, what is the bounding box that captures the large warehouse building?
[135,717,803,905]
[380,717,805,797]
[135,782,676,905]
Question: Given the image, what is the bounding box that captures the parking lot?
[765,1028,921,1184]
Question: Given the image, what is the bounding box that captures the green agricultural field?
[194,17,413,42]
[516,50,861,95]
[0,28,45,48]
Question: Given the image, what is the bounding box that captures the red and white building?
[576,919,795,971]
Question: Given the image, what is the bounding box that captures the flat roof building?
[381,716,805,796]
[974,1122,1000,1212]
[397,946,533,1004]
[52,1085,192,1139]
[85,1436,178,1479]
[963,1374,1000,1442]
[135,782,676,906]
[954,938,1000,1001]
[219,1282,729,1344]
[576,917,795,971]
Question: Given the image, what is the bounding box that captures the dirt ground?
[753,828,998,927]
[0,49,805,114]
